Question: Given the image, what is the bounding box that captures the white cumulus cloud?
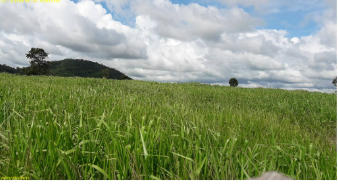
[0,0,336,93]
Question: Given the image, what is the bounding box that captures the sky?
[0,0,336,93]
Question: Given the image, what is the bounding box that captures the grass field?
[0,73,336,180]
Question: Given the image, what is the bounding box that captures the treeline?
[0,64,19,74]
[0,59,133,80]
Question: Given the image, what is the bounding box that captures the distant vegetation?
[229,78,238,87]
[25,48,49,75]
[1,48,336,87]
[0,73,336,179]
[0,59,132,80]
[0,64,18,74]
[0,47,132,80]
[46,59,132,80]
[333,77,337,87]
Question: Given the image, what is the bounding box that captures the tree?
[229,78,238,87]
[332,76,337,87]
[102,68,110,79]
[25,48,49,75]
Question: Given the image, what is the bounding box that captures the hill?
[0,64,18,74]
[47,59,132,79]
[0,59,132,80]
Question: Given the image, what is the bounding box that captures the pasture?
[0,73,336,179]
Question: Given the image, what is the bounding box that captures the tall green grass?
[0,73,336,179]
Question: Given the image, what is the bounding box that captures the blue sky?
[70,0,330,38]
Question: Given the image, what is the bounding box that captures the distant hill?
[47,59,132,80]
[0,59,132,80]
[0,64,18,74]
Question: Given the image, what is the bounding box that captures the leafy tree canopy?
[229,78,238,87]
[25,48,49,75]
[333,76,337,87]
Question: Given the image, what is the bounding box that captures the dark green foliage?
[1,59,132,80]
[47,59,132,80]
[229,78,238,87]
[102,68,110,79]
[332,76,337,87]
[120,74,132,80]
[25,48,49,75]
[0,64,17,74]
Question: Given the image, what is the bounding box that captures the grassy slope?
[0,73,336,179]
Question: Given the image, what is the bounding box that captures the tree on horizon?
[25,48,49,75]
[332,76,337,87]
[229,78,238,87]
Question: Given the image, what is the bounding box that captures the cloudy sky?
[0,0,336,92]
